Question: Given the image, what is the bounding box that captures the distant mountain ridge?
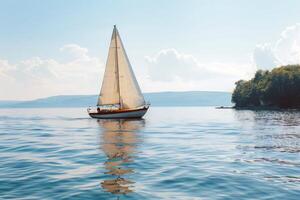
[0,91,232,108]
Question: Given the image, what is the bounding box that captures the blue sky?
[1,0,300,100]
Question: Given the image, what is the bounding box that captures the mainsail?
[98,26,145,109]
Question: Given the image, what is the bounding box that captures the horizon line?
[0,90,232,102]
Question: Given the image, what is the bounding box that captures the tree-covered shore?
[232,65,300,109]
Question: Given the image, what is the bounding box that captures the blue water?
[0,107,299,199]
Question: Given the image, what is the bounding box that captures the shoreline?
[216,106,300,111]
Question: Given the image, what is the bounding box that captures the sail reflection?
[98,119,145,195]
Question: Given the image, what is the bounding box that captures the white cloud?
[145,49,206,81]
[275,23,300,65]
[253,43,278,70]
[60,44,89,60]
[143,48,255,92]
[253,23,300,69]
[0,60,14,83]
[0,44,103,100]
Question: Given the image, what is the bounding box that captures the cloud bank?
[1,45,256,100]
[1,23,300,100]
[0,44,103,100]
[142,48,255,93]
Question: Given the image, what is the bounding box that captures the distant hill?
[0,91,232,108]
[0,101,23,107]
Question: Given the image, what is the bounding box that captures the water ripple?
[0,107,299,199]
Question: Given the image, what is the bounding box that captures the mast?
[114,25,122,109]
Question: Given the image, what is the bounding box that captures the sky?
[1,0,300,100]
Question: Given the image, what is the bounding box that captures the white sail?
[98,26,145,109]
[97,27,120,106]
[115,28,145,109]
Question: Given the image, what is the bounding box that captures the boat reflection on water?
[97,119,145,196]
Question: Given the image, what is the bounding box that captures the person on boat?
[97,107,101,113]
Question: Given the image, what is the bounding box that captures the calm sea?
[0,107,299,200]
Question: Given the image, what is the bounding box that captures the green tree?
[232,65,300,108]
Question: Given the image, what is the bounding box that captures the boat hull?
[88,107,148,119]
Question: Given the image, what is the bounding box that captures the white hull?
[88,108,148,119]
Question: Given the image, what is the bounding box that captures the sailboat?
[87,25,149,119]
